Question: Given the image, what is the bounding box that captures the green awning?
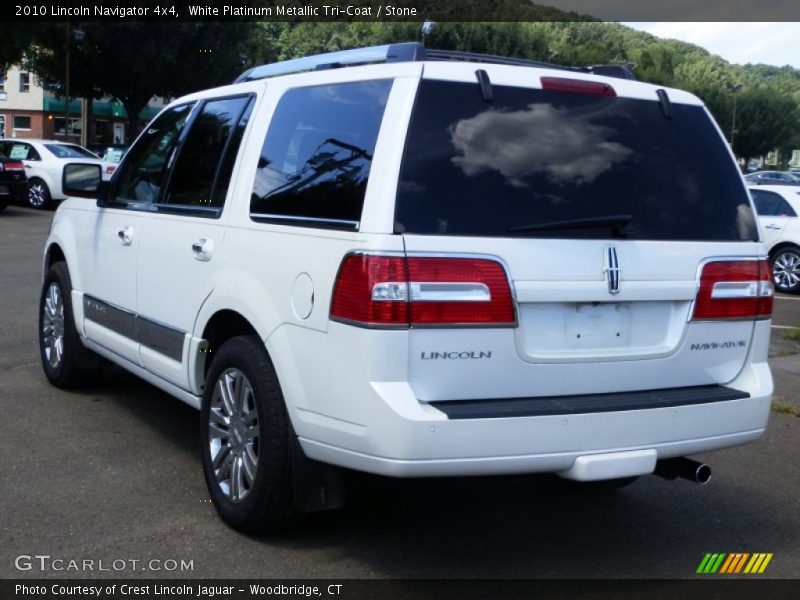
[43,98,160,119]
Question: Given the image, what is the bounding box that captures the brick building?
[0,66,162,144]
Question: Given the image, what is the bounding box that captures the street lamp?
[729,82,744,153]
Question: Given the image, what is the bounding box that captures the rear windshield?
[396,80,756,241]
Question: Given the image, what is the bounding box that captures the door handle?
[192,238,214,261]
[764,224,782,230]
[117,226,134,246]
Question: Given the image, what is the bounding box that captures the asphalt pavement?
[1,205,798,580]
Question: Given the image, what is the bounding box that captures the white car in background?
[749,184,800,293]
[0,139,107,209]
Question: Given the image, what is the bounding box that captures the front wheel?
[200,335,303,532]
[39,262,101,388]
[772,248,800,294]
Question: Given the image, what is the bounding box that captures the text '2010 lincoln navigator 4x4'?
[40,43,774,532]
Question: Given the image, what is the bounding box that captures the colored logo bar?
[697,553,773,574]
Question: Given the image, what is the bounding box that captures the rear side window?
[162,95,253,216]
[751,189,797,217]
[396,80,756,241]
[250,80,392,230]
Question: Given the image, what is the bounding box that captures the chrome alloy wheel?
[28,181,48,208]
[208,368,259,503]
[42,282,66,369]
[773,251,800,291]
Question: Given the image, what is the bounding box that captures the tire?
[28,178,53,210]
[200,335,303,533]
[772,248,800,294]
[0,200,7,212]
[39,262,102,388]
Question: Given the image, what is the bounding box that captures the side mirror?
[62,163,102,198]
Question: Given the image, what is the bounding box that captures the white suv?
[40,43,774,532]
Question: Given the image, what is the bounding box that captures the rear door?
[135,94,255,389]
[396,64,765,402]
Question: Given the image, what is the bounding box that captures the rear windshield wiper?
[508,214,634,237]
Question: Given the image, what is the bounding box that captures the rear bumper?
[296,360,772,478]
[280,318,773,479]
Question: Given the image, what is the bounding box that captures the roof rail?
[234,42,636,83]
[234,42,426,83]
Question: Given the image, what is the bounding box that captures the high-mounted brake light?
[692,260,773,320]
[331,254,516,328]
[540,76,616,97]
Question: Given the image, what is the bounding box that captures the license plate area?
[517,301,689,361]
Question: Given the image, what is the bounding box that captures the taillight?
[105,165,116,175]
[0,161,25,172]
[692,260,773,320]
[540,76,616,97]
[330,254,516,328]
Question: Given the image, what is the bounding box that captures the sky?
[620,23,800,69]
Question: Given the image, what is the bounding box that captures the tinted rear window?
[396,80,756,241]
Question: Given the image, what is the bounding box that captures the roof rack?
[233,42,636,84]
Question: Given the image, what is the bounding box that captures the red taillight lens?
[330,254,516,328]
[330,255,409,327]
[692,260,773,320]
[407,258,515,325]
[1,161,25,172]
[540,76,616,97]
[106,165,116,174]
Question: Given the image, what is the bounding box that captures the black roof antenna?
[656,89,673,119]
[475,69,493,103]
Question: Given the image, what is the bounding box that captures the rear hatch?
[394,69,769,402]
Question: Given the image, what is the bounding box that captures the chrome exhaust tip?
[654,457,712,485]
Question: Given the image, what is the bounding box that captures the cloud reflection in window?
[450,103,632,187]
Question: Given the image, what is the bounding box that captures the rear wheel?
[28,178,53,210]
[772,248,800,294]
[39,262,102,388]
[200,335,303,532]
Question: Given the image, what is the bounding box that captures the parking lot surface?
[1,206,798,579]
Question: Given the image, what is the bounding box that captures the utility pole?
[729,82,744,153]
[64,21,70,141]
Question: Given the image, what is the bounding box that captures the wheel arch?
[44,242,66,271]
[768,241,800,259]
[199,309,261,379]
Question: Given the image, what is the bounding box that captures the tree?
[25,23,262,135]
[733,89,800,161]
[0,24,37,73]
